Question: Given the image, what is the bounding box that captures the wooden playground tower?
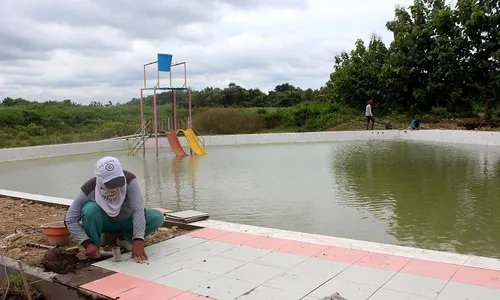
[129,53,206,156]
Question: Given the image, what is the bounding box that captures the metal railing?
[192,125,205,149]
[178,119,205,149]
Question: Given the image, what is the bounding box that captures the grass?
[0,274,24,290]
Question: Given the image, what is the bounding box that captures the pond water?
[1,140,500,258]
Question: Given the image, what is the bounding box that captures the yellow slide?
[179,128,207,155]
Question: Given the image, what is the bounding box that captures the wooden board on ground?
[165,210,209,223]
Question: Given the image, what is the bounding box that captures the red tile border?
[213,231,260,245]
[80,273,213,300]
[80,273,148,297]
[185,227,230,239]
[116,281,184,300]
[315,246,369,264]
[452,266,500,289]
[278,240,330,257]
[400,258,460,280]
[356,252,412,272]
[242,236,292,250]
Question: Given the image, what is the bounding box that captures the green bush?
[193,108,265,134]
[256,108,267,115]
[262,109,293,129]
[490,109,500,126]
[290,102,356,130]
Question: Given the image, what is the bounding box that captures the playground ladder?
[128,120,152,155]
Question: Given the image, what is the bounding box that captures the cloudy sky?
[0,0,415,105]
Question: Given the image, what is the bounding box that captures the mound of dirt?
[41,247,83,274]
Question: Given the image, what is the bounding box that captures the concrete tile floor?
[83,227,500,300]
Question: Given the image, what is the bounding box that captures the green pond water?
[1,140,499,258]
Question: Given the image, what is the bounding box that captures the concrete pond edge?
[1,189,499,274]
[2,129,500,163]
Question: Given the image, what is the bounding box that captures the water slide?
[180,129,208,155]
[161,129,189,156]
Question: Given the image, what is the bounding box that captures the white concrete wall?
[2,129,500,162]
[399,129,500,146]
[0,139,128,162]
[145,130,398,149]
[0,189,72,206]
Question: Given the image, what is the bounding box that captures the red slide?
[161,130,189,156]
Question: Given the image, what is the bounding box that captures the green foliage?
[193,108,265,135]
[262,109,293,129]
[325,0,499,117]
[290,102,357,131]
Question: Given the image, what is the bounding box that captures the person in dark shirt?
[64,156,164,263]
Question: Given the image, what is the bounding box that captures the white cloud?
[0,0,414,104]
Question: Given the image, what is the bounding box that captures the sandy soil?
[0,197,186,269]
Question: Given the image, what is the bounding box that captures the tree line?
[324,0,498,118]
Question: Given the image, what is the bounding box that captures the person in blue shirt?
[410,119,422,129]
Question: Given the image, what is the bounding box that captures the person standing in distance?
[64,156,165,263]
[365,99,375,130]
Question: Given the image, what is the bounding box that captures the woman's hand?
[85,243,102,259]
[131,239,148,263]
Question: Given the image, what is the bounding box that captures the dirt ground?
[0,289,46,300]
[330,117,500,132]
[0,272,47,300]
[0,197,186,270]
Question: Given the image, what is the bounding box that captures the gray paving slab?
[224,262,285,285]
[153,267,218,291]
[369,288,435,300]
[334,265,396,288]
[382,272,448,299]
[235,285,304,300]
[263,269,333,295]
[190,276,257,300]
[307,278,378,300]
[218,245,272,262]
[288,257,351,278]
[252,251,307,269]
[436,281,500,300]
[187,255,247,275]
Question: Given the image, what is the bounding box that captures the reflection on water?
[1,141,500,257]
[332,140,500,257]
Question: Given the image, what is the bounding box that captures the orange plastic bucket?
[41,221,70,246]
